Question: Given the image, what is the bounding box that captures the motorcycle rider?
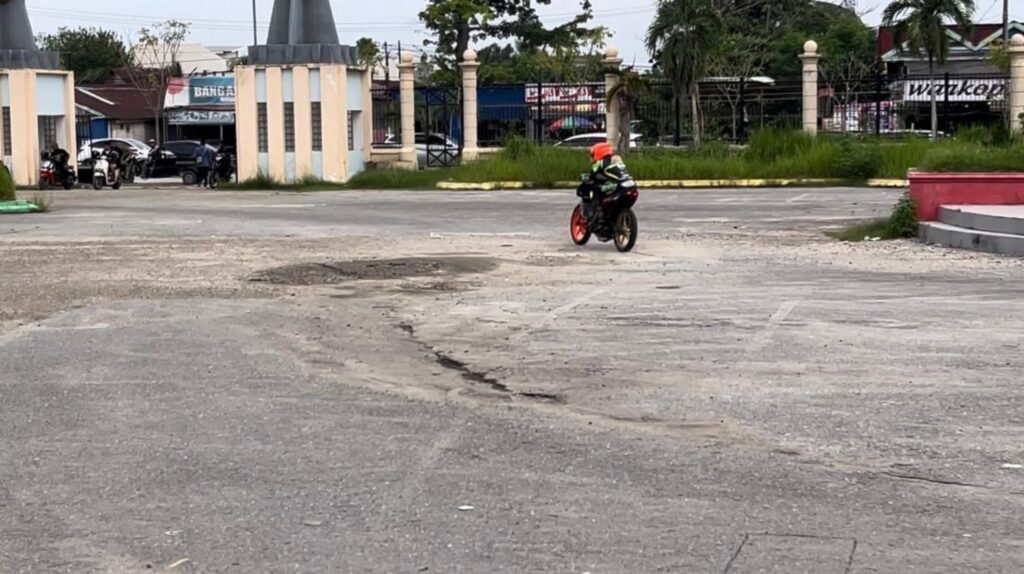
[47,142,72,179]
[102,143,122,183]
[581,142,635,221]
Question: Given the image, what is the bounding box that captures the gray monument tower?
[248,0,357,65]
[0,0,59,69]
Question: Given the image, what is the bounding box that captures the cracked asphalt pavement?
[1,188,1023,573]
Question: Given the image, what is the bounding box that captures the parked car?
[145,140,218,181]
[77,138,151,163]
[382,133,461,166]
[555,132,643,150]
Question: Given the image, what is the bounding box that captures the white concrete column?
[603,47,623,149]
[460,49,480,161]
[1009,34,1024,134]
[397,52,417,169]
[799,40,820,136]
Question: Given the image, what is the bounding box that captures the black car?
[145,140,216,180]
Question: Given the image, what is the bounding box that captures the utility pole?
[384,41,390,86]
[1003,0,1010,41]
[252,0,259,45]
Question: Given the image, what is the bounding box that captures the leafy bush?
[836,140,882,179]
[886,192,918,238]
[0,164,14,201]
[745,128,815,162]
[919,143,1024,173]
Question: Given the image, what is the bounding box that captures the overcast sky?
[28,0,1022,67]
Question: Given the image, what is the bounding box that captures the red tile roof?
[75,84,160,121]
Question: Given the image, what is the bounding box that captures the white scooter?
[91,150,122,190]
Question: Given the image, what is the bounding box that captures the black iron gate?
[416,86,463,167]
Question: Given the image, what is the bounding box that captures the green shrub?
[0,164,14,201]
[745,128,815,162]
[920,143,1024,173]
[502,135,538,160]
[886,192,918,238]
[836,140,882,180]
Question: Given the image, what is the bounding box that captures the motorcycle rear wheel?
[570,204,591,245]
[614,209,638,252]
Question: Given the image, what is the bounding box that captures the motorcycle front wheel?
[570,204,591,245]
[92,177,104,190]
[613,208,638,252]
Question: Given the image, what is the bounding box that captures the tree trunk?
[617,99,632,156]
[455,20,470,64]
[690,84,702,147]
[928,54,938,140]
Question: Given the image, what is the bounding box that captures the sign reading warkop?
[896,78,1008,102]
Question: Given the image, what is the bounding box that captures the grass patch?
[828,192,918,242]
[919,142,1024,173]
[343,130,1024,189]
[26,192,53,213]
[222,172,347,191]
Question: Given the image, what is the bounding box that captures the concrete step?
[938,205,1024,236]
[919,221,1024,256]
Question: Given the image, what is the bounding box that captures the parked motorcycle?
[91,150,122,190]
[39,159,77,190]
[121,150,144,183]
[570,178,639,252]
[206,148,235,189]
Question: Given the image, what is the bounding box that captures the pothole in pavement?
[252,256,498,286]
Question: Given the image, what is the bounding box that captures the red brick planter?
[909,172,1024,221]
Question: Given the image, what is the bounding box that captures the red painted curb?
[909,172,1024,221]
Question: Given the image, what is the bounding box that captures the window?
[347,111,355,152]
[257,103,268,153]
[2,108,11,154]
[38,116,59,150]
[284,103,295,152]
[311,102,322,152]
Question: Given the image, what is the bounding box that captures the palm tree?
[646,0,723,146]
[606,67,648,156]
[882,0,975,139]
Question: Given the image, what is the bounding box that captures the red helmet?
[589,142,613,162]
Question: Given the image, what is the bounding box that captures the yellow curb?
[866,178,909,188]
[435,178,904,191]
[636,178,842,188]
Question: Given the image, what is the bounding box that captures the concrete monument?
[0,0,60,69]
[248,0,358,66]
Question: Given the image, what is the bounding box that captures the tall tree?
[356,37,382,71]
[646,0,723,146]
[819,15,877,132]
[121,21,190,145]
[418,0,602,82]
[882,0,976,139]
[37,27,127,85]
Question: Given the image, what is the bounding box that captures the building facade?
[234,64,371,183]
[0,69,77,185]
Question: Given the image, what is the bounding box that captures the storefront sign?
[165,75,236,107]
[525,84,605,115]
[167,109,236,125]
[897,79,1007,102]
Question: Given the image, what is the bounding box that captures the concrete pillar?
[397,52,417,169]
[460,49,480,161]
[603,46,623,149]
[799,40,820,136]
[1009,34,1024,133]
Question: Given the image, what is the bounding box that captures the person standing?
[193,139,213,187]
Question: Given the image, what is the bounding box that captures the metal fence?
[817,72,1010,136]
[370,72,1012,152]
